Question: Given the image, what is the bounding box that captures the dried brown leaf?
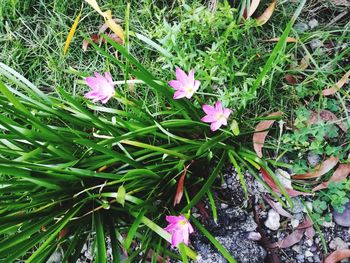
[313,164,350,191]
[266,228,304,248]
[265,37,297,43]
[323,69,350,96]
[293,156,339,179]
[284,74,300,85]
[324,249,350,263]
[253,111,283,158]
[261,168,311,197]
[291,55,310,71]
[309,110,347,132]
[244,0,261,19]
[256,1,276,25]
[262,194,293,218]
[173,169,187,206]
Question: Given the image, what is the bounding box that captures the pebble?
[227,177,233,185]
[295,22,309,33]
[310,39,323,50]
[289,198,305,214]
[321,221,335,228]
[306,256,314,263]
[333,201,350,227]
[305,239,313,247]
[264,209,280,231]
[313,254,321,263]
[305,250,313,258]
[221,203,229,209]
[193,213,201,218]
[221,182,228,189]
[292,245,302,253]
[308,19,319,29]
[329,237,349,250]
[307,152,320,167]
[247,232,262,241]
[275,169,292,189]
[291,218,300,228]
[296,254,305,262]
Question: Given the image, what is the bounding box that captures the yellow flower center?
[178,219,188,226]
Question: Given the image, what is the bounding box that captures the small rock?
[227,177,233,185]
[329,237,349,250]
[313,254,321,263]
[308,19,319,29]
[296,254,305,262]
[275,169,292,189]
[264,209,280,231]
[291,218,300,228]
[305,250,313,258]
[193,213,201,218]
[307,152,320,167]
[310,39,323,50]
[295,22,309,33]
[307,256,314,263]
[289,198,305,214]
[221,203,229,209]
[333,201,350,227]
[303,201,313,213]
[305,239,313,247]
[321,221,335,228]
[221,182,227,189]
[47,250,63,263]
[292,245,302,253]
[247,232,262,241]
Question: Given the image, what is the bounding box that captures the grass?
[0,0,349,262]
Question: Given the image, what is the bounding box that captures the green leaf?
[116,185,126,207]
[94,212,107,263]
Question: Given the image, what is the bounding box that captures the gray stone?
[221,203,229,209]
[307,152,320,167]
[310,39,323,50]
[329,237,349,250]
[295,22,309,33]
[308,19,319,29]
[227,177,233,185]
[265,209,280,231]
[333,201,350,227]
[305,250,313,258]
[47,250,63,263]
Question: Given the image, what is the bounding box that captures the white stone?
[291,218,300,228]
[305,250,313,258]
[275,169,292,189]
[329,237,349,250]
[264,209,281,231]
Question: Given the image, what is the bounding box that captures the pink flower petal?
[210,121,222,131]
[193,80,201,91]
[104,72,113,85]
[168,80,183,91]
[86,77,99,89]
[202,104,216,114]
[175,67,188,84]
[214,101,223,111]
[201,114,219,123]
[166,215,181,223]
[188,222,194,234]
[182,226,189,245]
[173,90,186,99]
[188,69,195,85]
[171,230,183,247]
[223,108,232,118]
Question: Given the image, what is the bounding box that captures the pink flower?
[201,101,232,131]
[164,215,194,247]
[168,67,200,99]
[85,72,115,104]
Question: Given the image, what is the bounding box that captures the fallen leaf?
[84,0,125,42]
[253,111,283,158]
[323,69,350,96]
[265,37,297,43]
[309,110,347,132]
[82,33,123,51]
[266,218,313,248]
[244,0,261,19]
[256,1,276,26]
[59,227,69,240]
[262,194,293,218]
[313,164,350,191]
[103,10,125,42]
[63,13,81,55]
[284,74,300,85]
[261,168,311,197]
[324,249,350,263]
[291,55,310,71]
[293,156,339,179]
[173,161,193,206]
[266,228,304,248]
